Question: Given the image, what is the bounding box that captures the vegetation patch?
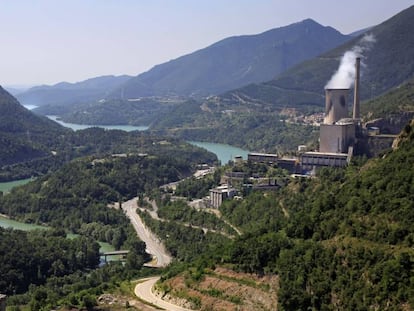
[158,266,278,311]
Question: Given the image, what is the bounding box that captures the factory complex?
[208,57,396,207]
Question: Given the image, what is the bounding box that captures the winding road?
[122,197,172,267]
[134,277,194,311]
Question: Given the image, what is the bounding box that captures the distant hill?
[215,5,414,113]
[52,97,184,126]
[3,86,30,96]
[15,75,132,107]
[112,19,351,98]
[0,86,67,166]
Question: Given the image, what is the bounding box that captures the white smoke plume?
[325,34,376,89]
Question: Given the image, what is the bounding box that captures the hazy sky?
[1,0,412,86]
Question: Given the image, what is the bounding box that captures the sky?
[1,0,413,87]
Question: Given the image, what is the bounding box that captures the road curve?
[135,277,194,311]
[122,198,172,267]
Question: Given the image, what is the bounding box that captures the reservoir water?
[0,215,46,231]
[188,141,249,165]
[47,115,149,132]
[0,178,33,193]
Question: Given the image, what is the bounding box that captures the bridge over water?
[100,250,129,263]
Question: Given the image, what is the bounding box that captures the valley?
[1,3,414,311]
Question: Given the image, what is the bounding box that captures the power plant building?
[301,58,362,171]
[319,118,355,153]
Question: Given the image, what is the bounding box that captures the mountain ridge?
[110,18,351,98]
[16,75,132,107]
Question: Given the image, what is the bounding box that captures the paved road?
[134,277,194,311]
[122,198,172,267]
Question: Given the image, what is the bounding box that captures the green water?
[188,141,249,165]
[0,178,33,193]
[0,215,46,231]
[0,216,115,259]
[47,115,148,132]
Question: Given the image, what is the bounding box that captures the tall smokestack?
[353,57,361,119]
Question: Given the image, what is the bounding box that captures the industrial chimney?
[353,57,361,119]
[324,88,349,125]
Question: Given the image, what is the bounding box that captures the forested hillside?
[217,5,414,112]
[0,86,69,166]
[152,106,319,153]
[34,97,186,127]
[361,77,414,131]
[154,120,414,310]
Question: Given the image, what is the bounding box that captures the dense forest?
[0,139,216,230]
[0,127,217,182]
[0,228,100,295]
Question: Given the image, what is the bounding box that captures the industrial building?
[209,184,236,208]
[248,153,279,163]
[247,153,300,173]
[301,57,362,171]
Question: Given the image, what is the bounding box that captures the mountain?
[215,5,414,113]
[3,86,30,96]
[15,75,132,107]
[347,26,373,37]
[0,86,67,167]
[112,19,351,99]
